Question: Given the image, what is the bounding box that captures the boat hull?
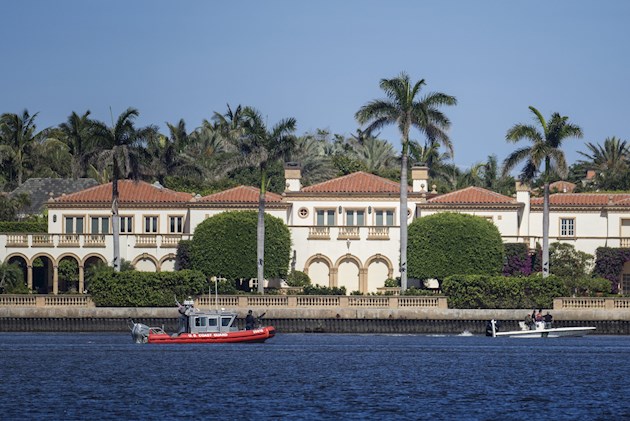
[147,326,276,344]
[495,326,596,338]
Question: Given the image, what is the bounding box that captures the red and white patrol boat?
[130,304,275,344]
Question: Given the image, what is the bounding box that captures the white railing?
[337,226,360,240]
[367,226,390,240]
[308,226,330,240]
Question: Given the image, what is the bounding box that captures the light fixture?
[368,206,372,214]
[53,215,57,223]
[338,206,342,214]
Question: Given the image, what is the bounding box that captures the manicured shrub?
[442,274,568,309]
[89,269,208,307]
[301,284,346,295]
[175,239,193,270]
[0,221,47,233]
[408,213,504,281]
[286,270,311,287]
[190,211,291,281]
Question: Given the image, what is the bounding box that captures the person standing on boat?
[543,312,553,328]
[245,310,256,330]
[176,297,195,334]
[524,313,534,330]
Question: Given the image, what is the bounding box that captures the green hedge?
[408,213,504,281]
[0,221,47,233]
[442,274,568,309]
[190,211,291,281]
[89,269,208,307]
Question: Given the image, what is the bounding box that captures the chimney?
[411,166,429,193]
[284,162,302,192]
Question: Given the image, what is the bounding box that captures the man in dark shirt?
[245,310,255,330]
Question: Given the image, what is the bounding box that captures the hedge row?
[0,221,47,233]
[89,269,208,307]
[442,274,568,309]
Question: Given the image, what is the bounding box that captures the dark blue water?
[1,332,629,420]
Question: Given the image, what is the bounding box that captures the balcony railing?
[308,226,330,240]
[337,226,360,240]
[2,233,190,250]
[367,226,390,240]
[621,238,630,248]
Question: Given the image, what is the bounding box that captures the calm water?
[0,332,629,420]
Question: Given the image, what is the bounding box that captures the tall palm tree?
[58,111,99,179]
[237,107,297,293]
[93,107,155,272]
[355,73,457,291]
[577,137,630,190]
[503,106,583,277]
[0,110,42,186]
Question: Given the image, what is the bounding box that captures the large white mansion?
[2,165,630,294]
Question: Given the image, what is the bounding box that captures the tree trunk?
[112,177,121,272]
[400,151,408,291]
[542,182,550,278]
[257,178,266,294]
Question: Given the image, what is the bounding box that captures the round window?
[298,207,309,218]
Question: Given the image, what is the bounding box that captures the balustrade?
[308,226,330,240]
[367,226,390,240]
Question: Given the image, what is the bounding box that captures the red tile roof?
[531,193,630,206]
[51,180,194,204]
[301,172,407,193]
[549,180,576,193]
[427,186,516,204]
[198,186,283,203]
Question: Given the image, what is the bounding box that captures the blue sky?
[2,1,629,172]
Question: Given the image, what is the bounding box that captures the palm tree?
[237,107,297,293]
[93,107,155,271]
[0,110,42,186]
[57,111,99,179]
[576,137,630,190]
[146,119,204,185]
[355,73,457,291]
[503,106,583,277]
[289,134,336,185]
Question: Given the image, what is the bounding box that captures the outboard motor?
[131,322,150,344]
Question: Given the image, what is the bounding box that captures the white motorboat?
[488,320,596,338]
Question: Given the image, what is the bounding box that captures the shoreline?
[1,307,629,334]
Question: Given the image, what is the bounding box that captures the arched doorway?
[31,254,54,294]
[336,255,361,294]
[57,255,80,294]
[366,254,392,293]
[304,254,332,287]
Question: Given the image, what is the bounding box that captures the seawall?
[1,307,630,334]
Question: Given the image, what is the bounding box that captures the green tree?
[190,211,291,284]
[146,119,204,185]
[503,106,583,277]
[408,213,504,282]
[236,108,297,293]
[576,137,630,190]
[0,262,26,293]
[356,73,457,291]
[0,110,43,186]
[93,107,156,271]
[57,110,100,179]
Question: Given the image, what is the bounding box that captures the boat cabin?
[187,310,239,334]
